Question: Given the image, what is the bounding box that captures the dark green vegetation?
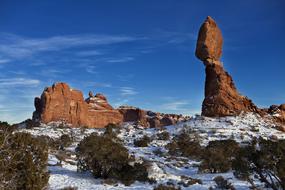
[166,129,285,190]
[134,135,152,147]
[0,122,49,190]
[199,139,239,173]
[76,130,149,185]
[232,139,285,190]
[153,184,181,190]
[166,130,203,159]
[210,176,235,190]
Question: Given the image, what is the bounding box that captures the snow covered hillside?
[18,113,285,190]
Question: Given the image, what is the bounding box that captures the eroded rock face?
[268,104,285,125]
[33,83,122,128]
[33,83,187,128]
[196,16,259,117]
[118,106,188,128]
[195,16,223,66]
[202,64,258,116]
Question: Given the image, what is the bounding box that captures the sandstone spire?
[196,16,259,117]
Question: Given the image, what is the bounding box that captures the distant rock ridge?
[33,82,187,128]
[195,16,259,117]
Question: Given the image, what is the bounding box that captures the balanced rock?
[196,16,259,117]
[33,82,122,128]
[195,16,223,66]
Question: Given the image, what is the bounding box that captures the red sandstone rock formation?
[33,83,186,128]
[268,104,285,126]
[33,82,122,128]
[118,106,187,128]
[195,16,223,66]
[196,16,259,117]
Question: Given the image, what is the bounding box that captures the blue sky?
[0,0,285,123]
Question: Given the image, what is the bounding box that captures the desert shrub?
[0,132,49,190]
[166,131,203,159]
[157,131,170,140]
[153,184,181,190]
[0,121,16,132]
[60,186,78,190]
[180,175,202,186]
[59,134,73,148]
[77,132,149,185]
[232,139,285,190]
[212,176,235,190]
[199,140,239,173]
[134,135,151,147]
[104,123,120,138]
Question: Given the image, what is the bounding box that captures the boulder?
[195,16,223,66]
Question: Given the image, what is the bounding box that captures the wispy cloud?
[76,50,102,57]
[160,100,190,111]
[0,33,142,60]
[106,57,134,63]
[0,59,10,64]
[38,68,71,78]
[0,78,40,87]
[85,82,112,88]
[119,87,138,96]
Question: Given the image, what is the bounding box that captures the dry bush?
[233,138,285,190]
[76,132,149,185]
[199,140,239,173]
[153,184,181,190]
[211,176,235,190]
[0,130,49,190]
[134,135,151,147]
[166,130,203,159]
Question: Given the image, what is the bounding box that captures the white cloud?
[85,82,112,88]
[160,100,190,111]
[76,50,102,57]
[107,57,134,63]
[0,33,141,59]
[0,59,10,64]
[0,78,40,87]
[119,87,138,96]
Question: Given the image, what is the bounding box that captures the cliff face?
[195,16,258,117]
[33,82,122,128]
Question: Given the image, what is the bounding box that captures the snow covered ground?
[19,113,285,190]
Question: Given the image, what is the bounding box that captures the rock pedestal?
[196,16,258,117]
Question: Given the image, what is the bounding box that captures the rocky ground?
[18,112,285,190]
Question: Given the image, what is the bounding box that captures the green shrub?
[0,121,16,132]
[213,176,235,190]
[233,139,285,190]
[166,131,203,159]
[134,135,151,147]
[104,123,120,138]
[59,134,73,148]
[157,131,170,140]
[77,133,149,185]
[0,132,49,190]
[153,184,181,190]
[199,140,239,173]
